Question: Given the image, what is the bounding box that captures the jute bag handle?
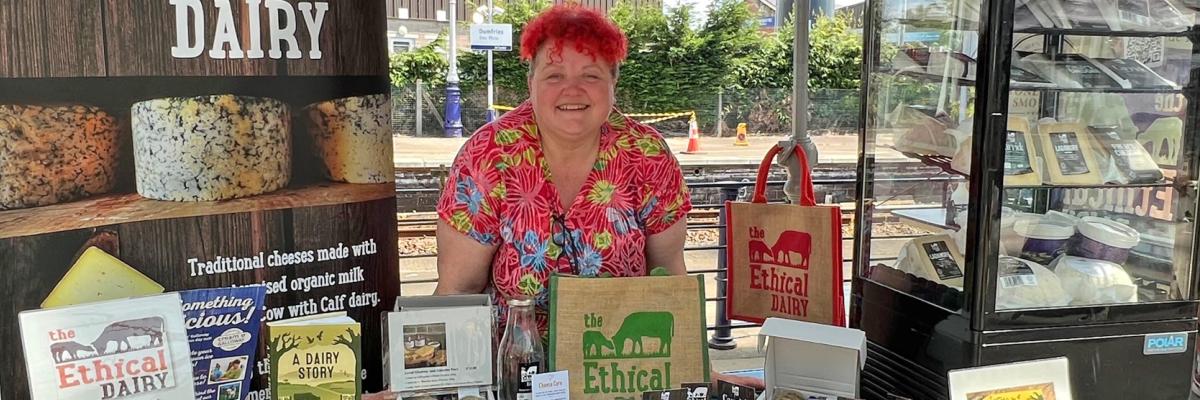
[752,144,817,206]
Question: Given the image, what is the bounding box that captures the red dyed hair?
[520,4,628,67]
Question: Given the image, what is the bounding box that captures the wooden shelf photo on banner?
[0,1,397,398]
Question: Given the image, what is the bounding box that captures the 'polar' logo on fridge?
[1144,332,1189,355]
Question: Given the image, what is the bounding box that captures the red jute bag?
[725,144,845,326]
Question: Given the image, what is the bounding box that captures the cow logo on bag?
[48,316,178,399]
[581,312,674,395]
[748,226,813,317]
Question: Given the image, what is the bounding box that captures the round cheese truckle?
[0,104,120,210]
[304,94,393,184]
[132,95,291,201]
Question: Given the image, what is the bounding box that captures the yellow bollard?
[733,123,749,146]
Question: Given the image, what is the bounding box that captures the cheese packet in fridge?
[996,256,1071,310]
[1088,124,1163,184]
[1038,120,1105,185]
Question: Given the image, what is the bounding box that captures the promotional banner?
[0,1,397,398]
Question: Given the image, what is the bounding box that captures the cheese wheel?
[1052,255,1138,305]
[0,105,119,210]
[304,94,393,184]
[132,95,291,201]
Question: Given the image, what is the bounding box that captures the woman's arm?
[645,219,687,275]
[433,221,499,295]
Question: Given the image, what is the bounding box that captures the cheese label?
[1107,140,1163,182]
[923,241,964,280]
[1004,130,1035,176]
[1049,132,1091,175]
[998,258,1038,289]
[1062,61,1112,87]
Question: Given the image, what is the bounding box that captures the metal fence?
[397,176,956,349]
[391,84,861,138]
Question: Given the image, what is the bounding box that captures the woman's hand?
[362,391,399,400]
[434,221,499,295]
[713,371,766,391]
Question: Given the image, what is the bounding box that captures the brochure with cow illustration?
[18,292,195,399]
[181,286,267,400]
[383,295,492,393]
[267,312,361,400]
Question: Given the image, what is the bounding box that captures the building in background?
[746,0,778,29]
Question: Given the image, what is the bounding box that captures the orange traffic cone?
[682,114,702,154]
[733,122,749,146]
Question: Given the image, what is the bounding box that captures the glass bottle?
[497,298,545,400]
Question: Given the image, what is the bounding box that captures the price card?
[532,371,569,400]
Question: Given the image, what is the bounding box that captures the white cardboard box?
[757,318,866,399]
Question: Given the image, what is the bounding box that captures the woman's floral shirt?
[436,101,692,336]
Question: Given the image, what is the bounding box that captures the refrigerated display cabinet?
[853,0,1200,398]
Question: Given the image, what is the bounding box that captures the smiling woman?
[434,3,690,328]
[413,3,764,392]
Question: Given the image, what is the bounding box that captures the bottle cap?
[508,298,534,307]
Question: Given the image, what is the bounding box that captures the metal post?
[485,0,497,123]
[444,0,464,137]
[781,0,817,204]
[709,186,739,350]
[416,80,424,136]
[793,0,814,160]
[716,89,724,138]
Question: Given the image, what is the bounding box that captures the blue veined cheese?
[304,94,393,184]
[0,104,119,210]
[131,95,291,201]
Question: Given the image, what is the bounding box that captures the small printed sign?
[532,371,569,400]
[470,23,513,51]
[1143,332,1189,355]
[717,380,755,400]
[682,383,709,400]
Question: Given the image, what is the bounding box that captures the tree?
[334,328,362,392]
[809,12,863,90]
[396,0,867,135]
[389,32,449,88]
[267,333,301,400]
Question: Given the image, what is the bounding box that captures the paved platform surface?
[394,134,910,168]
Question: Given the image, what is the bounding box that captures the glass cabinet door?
[994,3,1199,313]
[859,0,983,312]
[860,0,1200,317]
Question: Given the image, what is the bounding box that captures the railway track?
[396,207,883,238]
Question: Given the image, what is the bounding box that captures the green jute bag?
[548,274,711,400]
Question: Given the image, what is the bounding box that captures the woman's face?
[528,40,616,142]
